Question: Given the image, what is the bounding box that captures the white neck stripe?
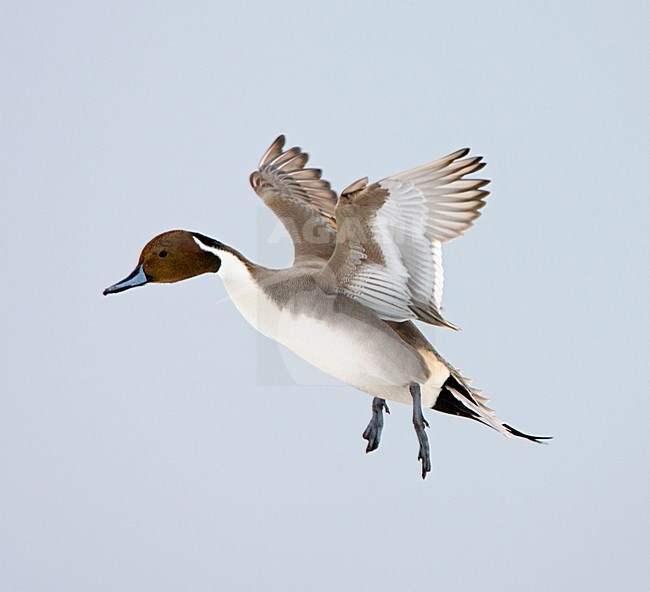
[193,235,220,253]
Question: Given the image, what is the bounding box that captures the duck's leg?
[362,397,390,453]
[409,382,431,479]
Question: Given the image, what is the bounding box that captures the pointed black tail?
[503,423,552,444]
[433,374,552,443]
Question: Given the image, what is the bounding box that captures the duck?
[104,135,549,478]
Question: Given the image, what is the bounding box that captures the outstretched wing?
[249,135,339,266]
[322,148,489,328]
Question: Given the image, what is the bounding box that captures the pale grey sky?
[2,1,649,590]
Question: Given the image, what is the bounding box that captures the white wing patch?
[378,178,445,311]
[336,234,413,322]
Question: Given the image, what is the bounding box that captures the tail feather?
[433,372,552,443]
[503,423,552,444]
[386,320,551,442]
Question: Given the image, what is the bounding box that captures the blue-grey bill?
[103,264,149,295]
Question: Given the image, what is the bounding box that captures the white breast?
[215,251,426,400]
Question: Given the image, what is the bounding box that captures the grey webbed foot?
[362,397,390,453]
[409,382,431,479]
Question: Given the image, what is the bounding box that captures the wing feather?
[322,148,489,327]
[250,136,339,265]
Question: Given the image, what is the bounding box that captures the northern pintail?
[104,136,549,478]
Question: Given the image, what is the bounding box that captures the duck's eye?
[159,250,168,258]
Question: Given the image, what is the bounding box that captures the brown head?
[103,230,222,295]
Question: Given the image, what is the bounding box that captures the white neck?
[193,237,262,325]
[216,250,254,292]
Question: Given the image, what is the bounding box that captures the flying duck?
[104,135,549,478]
